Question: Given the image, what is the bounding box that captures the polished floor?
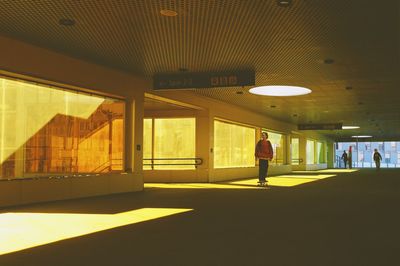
[0,169,399,266]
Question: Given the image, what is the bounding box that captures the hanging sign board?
[153,70,255,90]
[298,123,342,130]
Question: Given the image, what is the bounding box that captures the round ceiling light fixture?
[351,135,372,138]
[277,0,292,7]
[249,85,312,96]
[342,126,360,129]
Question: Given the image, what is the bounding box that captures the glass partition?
[335,141,400,168]
[0,77,124,179]
[291,138,299,165]
[306,139,315,164]
[214,120,255,168]
[317,142,326,163]
[143,118,195,170]
[265,131,285,165]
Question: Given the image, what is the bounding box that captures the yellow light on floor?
[145,183,260,190]
[228,175,335,187]
[293,169,359,174]
[0,208,192,256]
[146,174,336,190]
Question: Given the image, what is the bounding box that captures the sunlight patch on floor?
[145,183,259,189]
[0,208,192,256]
[293,169,359,174]
[228,174,336,187]
[146,174,336,190]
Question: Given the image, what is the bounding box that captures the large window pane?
[266,131,285,165]
[317,142,325,163]
[291,138,299,165]
[0,77,124,179]
[154,118,195,170]
[335,141,400,168]
[306,140,315,164]
[214,120,255,168]
[143,118,153,170]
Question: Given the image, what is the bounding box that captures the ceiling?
[0,0,399,141]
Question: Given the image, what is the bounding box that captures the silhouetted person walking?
[255,132,273,186]
[341,150,348,168]
[373,149,382,170]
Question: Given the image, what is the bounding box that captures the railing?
[143,158,203,169]
[335,155,343,168]
[291,158,303,165]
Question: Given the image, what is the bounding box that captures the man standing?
[341,150,348,168]
[373,149,382,170]
[255,132,273,186]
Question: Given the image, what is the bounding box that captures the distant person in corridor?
[341,150,348,168]
[255,132,273,186]
[373,149,382,170]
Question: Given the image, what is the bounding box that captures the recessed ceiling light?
[160,9,178,17]
[59,18,75,26]
[249,85,311,96]
[277,0,292,7]
[351,135,372,138]
[342,126,360,129]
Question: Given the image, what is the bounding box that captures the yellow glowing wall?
[317,141,326,163]
[265,131,285,165]
[214,120,255,168]
[306,139,315,164]
[0,77,124,179]
[291,138,299,165]
[143,118,196,170]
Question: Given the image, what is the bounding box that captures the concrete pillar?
[196,109,210,182]
[298,136,307,170]
[327,141,335,168]
[124,98,134,173]
[286,135,291,165]
[132,93,144,184]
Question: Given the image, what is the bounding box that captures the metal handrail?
[143,157,203,168]
[291,158,303,163]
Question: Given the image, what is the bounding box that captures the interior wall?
[146,91,334,182]
[0,36,149,207]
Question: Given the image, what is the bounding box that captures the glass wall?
[291,138,299,165]
[143,118,195,170]
[143,119,153,170]
[306,139,315,164]
[0,77,124,179]
[265,130,285,165]
[214,120,255,168]
[316,142,326,163]
[335,141,400,168]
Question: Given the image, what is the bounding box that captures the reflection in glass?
[0,77,124,179]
